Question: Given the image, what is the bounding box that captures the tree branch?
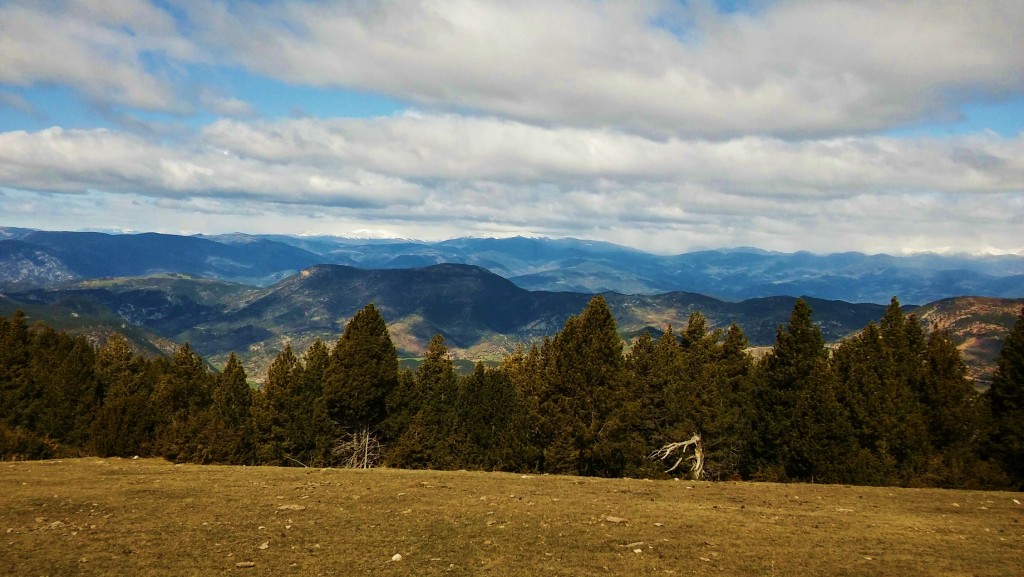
[649,434,704,480]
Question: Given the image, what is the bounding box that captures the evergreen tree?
[832,322,930,485]
[673,313,723,440]
[919,328,999,487]
[645,317,753,480]
[921,329,984,450]
[625,328,679,476]
[878,299,930,407]
[297,338,335,467]
[989,306,1024,488]
[457,362,519,470]
[389,335,463,469]
[91,334,156,457]
[322,304,399,448]
[33,332,99,450]
[201,353,253,464]
[0,311,32,427]
[498,342,549,472]
[381,368,419,447]
[0,321,99,456]
[251,345,298,465]
[709,323,754,479]
[750,299,856,482]
[151,343,212,462]
[544,296,638,477]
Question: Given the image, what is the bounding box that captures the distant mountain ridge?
[2,227,1022,304]
[2,260,1021,384]
[1,229,323,287]
[0,262,916,382]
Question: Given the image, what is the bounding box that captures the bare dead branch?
[283,454,309,468]
[649,434,705,480]
[332,426,384,469]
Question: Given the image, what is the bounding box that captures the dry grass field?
[2,458,1021,576]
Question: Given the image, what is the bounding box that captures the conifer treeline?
[2,298,1023,490]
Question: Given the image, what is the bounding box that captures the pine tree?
[498,343,548,472]
[202,353,253,464]
[832,322,930,485]
[34,333,99,450]
[989,306,1024,488]
[91,334,156,457]
[625,328,678,476]
[389,335,463,469]
[322,304,399,465]
[151,343,212,462]
[751,299,856,482]
[0,311,32,427]
[381,368,419,447]
[252,345,298,465]
[674,313,723,440]
[297,338,335,467]
[457,362,519,470]
[545,296,638,477]
[710,323,754,479]
[919,328,1000,487]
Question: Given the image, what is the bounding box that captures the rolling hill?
[914,296,1024,385]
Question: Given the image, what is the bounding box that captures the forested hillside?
[3,298,1023,490]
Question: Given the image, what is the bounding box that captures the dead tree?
[649,434,704,480]
[332,426,383,469]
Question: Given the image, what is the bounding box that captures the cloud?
[1,1,1022,254]
[197,114,1024,195]
[0,115,1021,253]
[0,0,199,112]
[0,126,420,207]
[200,91,256,117]
[5,116,1021,202]
[4,0,1021,137]
[188,0,1024,137]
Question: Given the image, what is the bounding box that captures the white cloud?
[0,115,1022,253]
[189,0,1024,137]
[4,0,1022,136]
[197,115,1024,195]
[2,1,1022,255]
[0,0,199,112]
[0,126,421,207]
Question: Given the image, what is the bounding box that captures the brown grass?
[2,458,1021,576]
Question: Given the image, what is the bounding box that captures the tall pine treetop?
[323,304,399,430]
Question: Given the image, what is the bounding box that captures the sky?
[1,0,1023,255]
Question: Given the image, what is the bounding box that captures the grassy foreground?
[2,459,1021,577]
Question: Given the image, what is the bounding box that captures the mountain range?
[3,227,1024,304]
[1,227,1021,383]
